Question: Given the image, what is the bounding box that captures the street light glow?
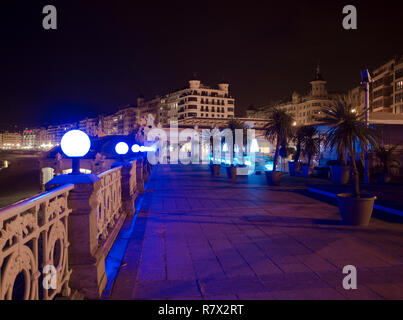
[132,144,141,153]
[115,142,129,155]
[60,130,91,157]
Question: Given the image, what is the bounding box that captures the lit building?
[371,55,403,114]
[47,123,77,145]
[247,66,337,126]
[23,128,48,148]
[98,106,137,137]
[79,117,99,137]
[1,132,23,149]
[137,79,235,126]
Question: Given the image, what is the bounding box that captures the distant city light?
[115,142,129,155]
[292,121,297,126]
[60,130,91,157]
[132,144,141,153]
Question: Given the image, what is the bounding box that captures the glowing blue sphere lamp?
[60,130,91,175]
[114,142,129,164]
[131,144,141,153]
[115,142,129,155]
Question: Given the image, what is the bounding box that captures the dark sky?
[1,0,402,129]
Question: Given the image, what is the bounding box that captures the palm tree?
[317,97,378,197]
[301,126,321,169]
[375,144,401,175]
[265,108,294,172]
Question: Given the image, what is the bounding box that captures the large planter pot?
[330,165,350,184]
[265,171,282,186]
[336,193,377,226]
[225,166,237,179]
[375,173,391,184]
[209,164,221,176]
[302,165,310,177]
[288,161,297,176]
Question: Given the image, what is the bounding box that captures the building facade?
[0,132,23,149]
[247,66,336,126]
[371,55,403,114]
[23,128,48,148]
[137,80,235,126]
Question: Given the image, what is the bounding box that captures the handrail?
[0,184,74,219]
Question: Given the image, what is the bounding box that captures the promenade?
[110,165,403,300]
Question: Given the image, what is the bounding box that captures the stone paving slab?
[110,165,403,300]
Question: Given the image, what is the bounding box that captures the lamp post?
[361,69,372,184]
[60,130,91,175]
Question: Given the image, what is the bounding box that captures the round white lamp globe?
[132,144,141,153]
[61,130,91,157]
[115,142,129,155]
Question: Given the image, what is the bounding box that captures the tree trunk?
[308,154,312,168]
[349,148,360,198]
[273,136,280,172]
[294,142,301,162]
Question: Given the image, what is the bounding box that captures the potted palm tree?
[301,126,321,177]
[374,144,401,184]
[318,97,379,226]
[289,126,307,176]
[264,108,294,185]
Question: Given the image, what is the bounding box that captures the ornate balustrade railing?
[0,184,74,300]
[97,167,123,245]
[0,158,149,300]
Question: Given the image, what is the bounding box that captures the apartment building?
[137,80,235,126]
[79,117,99,137]
[0,132,23,149]
[371,55,403,114]
[98,106,137,137]
[247,66,335,126]
[22,128,48,148]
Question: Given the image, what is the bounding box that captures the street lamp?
[115,142,129,155]
[132,144,141,153]
[60,130,91,175]
[361,69,372,184]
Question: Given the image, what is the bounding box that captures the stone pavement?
[109,165,403,300]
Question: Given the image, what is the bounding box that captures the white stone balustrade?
[0,184,74,300]
[0,159,150,300]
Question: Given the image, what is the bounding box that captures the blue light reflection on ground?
[102,173,151,299]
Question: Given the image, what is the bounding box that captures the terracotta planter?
[336,193,377,226]
[225,166,237,179]
[265,171,282,186]
[209,164,221,176]
[330,165,349,184]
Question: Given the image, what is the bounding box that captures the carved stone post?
[46,174,105,299]
[136,159,145,194]
[120,162,137,216]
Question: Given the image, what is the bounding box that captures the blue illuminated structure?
[60,130,91,175]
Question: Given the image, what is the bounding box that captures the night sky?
[1,1,402,129]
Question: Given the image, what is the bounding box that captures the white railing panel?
[0,184,73,300]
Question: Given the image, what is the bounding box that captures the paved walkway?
[110,165,403,300]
